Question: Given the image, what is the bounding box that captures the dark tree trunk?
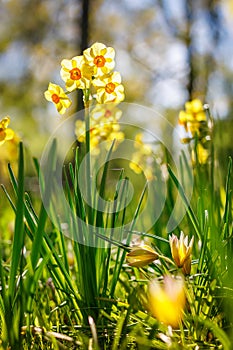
[77,0,90,111]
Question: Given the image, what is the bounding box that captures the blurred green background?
[0,0,233,164]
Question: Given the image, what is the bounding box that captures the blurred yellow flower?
[129,133,154,180]
[126,244,158,267]
[44,83,72,114]
[0,126,19,182]
[83,42,115,76]
[192,143,209,165]
[75,118,124,155]
[93,72,125,104]
[60,55,93,91]
[148,275,186,328]
[90,104,122,123]
[169,232,194,275]
[179,99,206,135]
[75,119,86,143]
[0,116,15,146]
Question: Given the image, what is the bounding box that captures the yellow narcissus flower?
[185,99,206,120]
[93,72,125,104]
[83,42,115,76]
[75,119,124,155]
[179,99,206,135]
[169,232,194,275]
[0,131,20,181]
[44,83,72,114]
[90,104,122,123]
[0,116,15,146]
[148,275,186,328]
[60,55,93,91]
[126,244,158,267]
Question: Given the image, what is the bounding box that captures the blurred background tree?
[0,0,233,163]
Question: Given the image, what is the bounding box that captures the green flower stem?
[157,254,176,266]
[83,89,93,229]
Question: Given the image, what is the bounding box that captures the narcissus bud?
[126,244,158,267]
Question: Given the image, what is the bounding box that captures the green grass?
[0,125,233,349]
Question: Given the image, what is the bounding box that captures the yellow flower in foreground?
[60,55,93,91]
[126,244,158,267]
[148,275,185,328]
[0,116,14,146]
[83,42,115,76]
[93,72,125,104]
[44,83,72,114]
[169,232,194,275]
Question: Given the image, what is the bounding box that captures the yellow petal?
[4,128,14,141]
[148,276,185,328]
[0,116,10,129]
[127,245,158,267]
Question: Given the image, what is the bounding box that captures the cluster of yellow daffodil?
[44,42,125,154]
[178,99,212,164]
[126,232,194,328]
[129,133,154,180]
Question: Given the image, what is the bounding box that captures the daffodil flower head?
[148,275,186,328]
[90,104,122,123]
[178,99,207,137]
[126,244,158,267]
[83,42,115,76]
[185,99,206,120]
[93,71,125,104]
[0,116,15,146]
[60,55,93,91]
[169,232,194,275]
[44,83,72,114]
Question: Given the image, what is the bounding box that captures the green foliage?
[0,128,233,349]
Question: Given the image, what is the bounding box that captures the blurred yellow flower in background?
[75,118,124,155]
[0,118,19,182]
[129,133,154,180]
[178,99,212,167]
[192,143,209,165]
[179,99,206,124]
[44,83,72,114]
[148,275,186,328]
[169,232,194,275]
[179,99,207,135]
[83,42,115,76]
[60,55,93,91]
[90,104,122,123]
[93,71,125,104]
[0,116,15,146]
[126,244,158,267]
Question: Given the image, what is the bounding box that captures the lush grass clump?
[0,126,232,349]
